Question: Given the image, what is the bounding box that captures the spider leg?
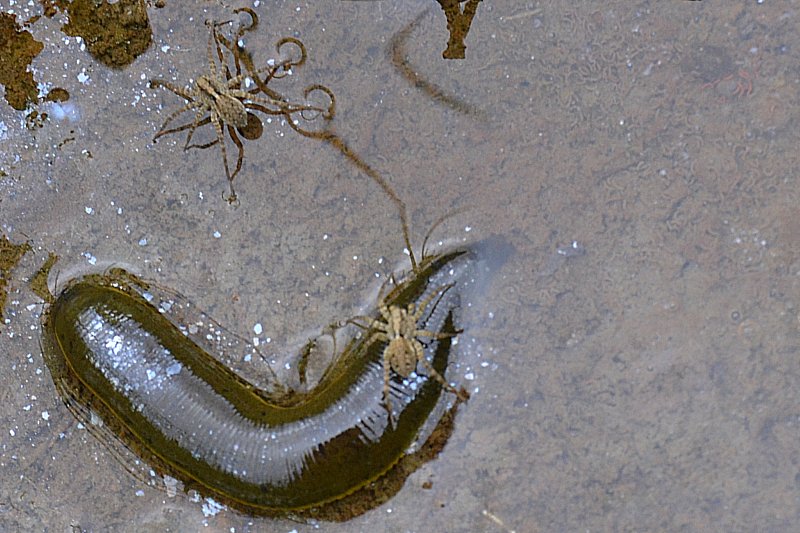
[154,101,201,141]
[382,355,395,426]
[411,283,455,322]
[183,108,208,150]
[237,37,307,98]
[228,125,244,181]
[186,138,220,150]
[233,7,259,34]
[150,79,195,101]
[204,24,220,83]
[374,276,397,306]
[212,20,242,81]
[345,316,375,330]
[415,328,460,341]
[226,65,290,104]
[420,208,470,260]
[155,115,212,141]
[216,7,260,80]
[211,115,232,181]
[416,355,466,399]
[275,37,308,70]
[245,102,302,119]
[212,24,231,77]
[228,90,285,107]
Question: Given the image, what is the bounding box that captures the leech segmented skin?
[40,250,471,518]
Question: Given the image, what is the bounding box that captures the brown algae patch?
[61,0,152,69]
[0,13,44,110]
[0,235,32,321]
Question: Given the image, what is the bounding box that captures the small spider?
[348,283,468,422]
[151,10,332,202]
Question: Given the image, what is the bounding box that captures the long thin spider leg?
[204,23,219,82]
[154,101,201,141]
[371,274,399,308]
[227,90,296,110]
[420,207,470,260]
[415,329,460,341]
[210,29,240,79]
[156,116,213,141]
[211,115,232,181]
[281,118,415,270]
[215,8,258,79]
[245,102,328,120]
[186,138,220,150]
[150,79,195,101]
[233,7,259,34]
[210,20,240,81]
[275,37,308,69]
[222,125,242,205]
[183,108,208,150]
[212,23,230,74]
[345,316,379,331]
[383,358,394,425]
[416,356,465,399]
[215,44,291,104]
[411,283,455,321]
[226,124,244,181]
[240,37,307,98]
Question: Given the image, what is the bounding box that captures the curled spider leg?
[413,283,455,317]
[233,7,259,33]
[301,84,336,121]
[275,37,308,70]
[242,37,308,100]
[228,8,259,77]
[282,117,414,270]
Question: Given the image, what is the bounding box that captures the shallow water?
[2,0,800,531]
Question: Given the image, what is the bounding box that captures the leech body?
[41,251,468,516]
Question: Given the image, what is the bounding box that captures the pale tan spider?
[348,283,468,420]
[151,11,331,202]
